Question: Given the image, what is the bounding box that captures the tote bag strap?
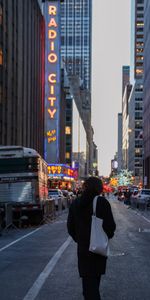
[93,195,99,216]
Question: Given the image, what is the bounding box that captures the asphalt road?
[0,198,150,300]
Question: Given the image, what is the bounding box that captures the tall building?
[117,113,123,172]
[118,66,130,173]
[143,0,150,188]
[128,83,143,184]
[122,66,130,97]
[127,0,144,184]
[0,0,45,156]
[60,0,92,91]
[122,84,132,169]
[60,0,93,175]
[130,0,144,83]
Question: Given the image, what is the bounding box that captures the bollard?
[0,207,4,235]
[5,203,13,228]
[3,203,17,230]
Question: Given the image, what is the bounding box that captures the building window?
[65,126,71,135]
[137,14,143,18]
[136,62,143,67]
[136,48,143,53]
[136,34,144,39]
[0,48,3,65]
[136,56,144,61]
[136,23,144,27]
[65,152,70,159]
[0,4,2,25]
[136,42,144,47]
[136,69,143,75]
[137,0,144,3]
[135,140,143,148]
[135,169,140,176]
[135,98,142,101]
[135,103,143,111]
[66,116,71,122]
[137,7,144,11]
[0,84,2,103]
[135,85,143,92]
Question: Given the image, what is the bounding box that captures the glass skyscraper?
[60,0,93,175]
[143,0,150,188]
[60,0,92,92]
[128,0,144,184]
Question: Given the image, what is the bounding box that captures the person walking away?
[67,177,116,300]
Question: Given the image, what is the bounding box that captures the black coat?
[67,192,116,277]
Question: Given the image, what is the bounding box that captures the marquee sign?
[48,164,78,179]
[44,1,61,163]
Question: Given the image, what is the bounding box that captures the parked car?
[118,189,127,201]
[131,189,150,207]
[62,190,70,200]
[61,190,76,207]
[48,189,65,210]
[68,191,76,202]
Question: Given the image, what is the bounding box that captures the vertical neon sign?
[44,1,60,163]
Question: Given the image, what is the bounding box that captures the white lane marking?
[110,252,125,257]
[141,215,150,223]
[133,210,150,224]
[0,228,41,252]
[23,236,72,300]
[127,205,150,224]
[139,228,150,233]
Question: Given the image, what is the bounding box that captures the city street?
[0,197,150,300]
[1,1,150,299]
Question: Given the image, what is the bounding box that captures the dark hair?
[82,177,103,195]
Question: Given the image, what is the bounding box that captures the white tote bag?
[89,196,109,256]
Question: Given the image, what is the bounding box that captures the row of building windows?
[136,48,143,53]
[135,168,142,176]
[136,69,143,75]
[137,14,144,18]
[135,140,143,147]
[136,56,144,61]
[136,34,144,39]
[137,0,144,4]
[0,47,2,65]
[136,7,144,11]
[136,27,144,32]
[136,42,144,47]
[135,130,143,138]
[136,22,144,27]
[135,112,143,120]
[0,4,2,25]
[135,103,143,110]
[135,85,143,92]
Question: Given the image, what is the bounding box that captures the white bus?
[0,146,48,224]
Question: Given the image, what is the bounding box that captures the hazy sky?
[92,0,131,176]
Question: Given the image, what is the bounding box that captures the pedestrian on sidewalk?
[67,176,116,300]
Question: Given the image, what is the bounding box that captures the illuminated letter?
[48,18,57,28]
[48,53,57,63]
[48,108,56,119]
[48,74,56,83]
[49,6,57,15]
[48,97,56,106]
[50,85,54,94]
[48,30,57,39]
[50,41,54,51]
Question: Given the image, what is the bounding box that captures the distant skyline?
[92,0,131,176]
